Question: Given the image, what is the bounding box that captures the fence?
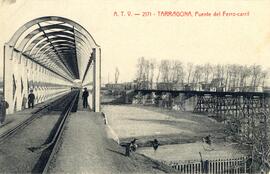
[162,156,247,174]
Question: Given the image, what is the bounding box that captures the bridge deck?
[0,93,68,137]
[135,89,270,97]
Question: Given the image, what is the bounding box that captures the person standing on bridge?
[82,87,89,108]
[0,96,9,125]
[28,89,35,109]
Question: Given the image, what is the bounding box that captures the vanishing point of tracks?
[0,90,79,174]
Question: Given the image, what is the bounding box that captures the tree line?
[135,57,269,91]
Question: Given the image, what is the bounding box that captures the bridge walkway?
[48,96,173,173]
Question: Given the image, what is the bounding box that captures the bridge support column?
[93,48,101,112]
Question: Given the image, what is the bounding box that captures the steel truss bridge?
[3,16,101,114]
[134,89,269,118]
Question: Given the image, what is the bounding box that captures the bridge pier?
[193,94,269,115]
[192,93,269,142]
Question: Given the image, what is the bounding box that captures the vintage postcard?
[0,0,270,173]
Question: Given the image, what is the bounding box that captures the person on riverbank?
[125,138,138,157]
[101,112,107,124]
[202,134,214,151]
[125,143,131,156]
[151,139,159,151]
[130,138,138,152]
[203,135,212,145]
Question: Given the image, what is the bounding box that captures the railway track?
[37,91,79,173]
[0,90,79,173]
[0,92,77,143]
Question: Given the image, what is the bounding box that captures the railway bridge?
[2,16,101,116]
[0,16,106,173]
[134,89,269,116]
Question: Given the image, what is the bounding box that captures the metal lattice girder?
[37,23,77,79]
[7,16,99,81]
[32,39,90,60]
[4,16,101,114]
[25,31,90,54]
[18,24,92,60]
[27,37,76,54]
[29,38,90,79]
[12,22,94,49]
[28,36,76,53]
[16,48,74,82]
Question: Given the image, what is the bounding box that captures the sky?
[0,0,270,83]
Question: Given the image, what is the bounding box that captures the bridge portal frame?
[3,16,101,114]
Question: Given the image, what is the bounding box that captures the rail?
[0,93,74,143]
[41,91,79,173]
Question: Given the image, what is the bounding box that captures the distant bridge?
[133,89,269,118]
[134,89,270,98]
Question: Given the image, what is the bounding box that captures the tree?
[149,59,156,89]
[202,63,212,83]
[160,59,170,83]
[260,70,268,88]
[156,64,161,84]
[135,57,152,89]
[238,65,251,91]
[170,60,185,84]
[134,58,268,92]
[192,65,203,85]
[135,57,144,83]
[186,62,194,84]
[114,67,120,84]
[250,65,263,91]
